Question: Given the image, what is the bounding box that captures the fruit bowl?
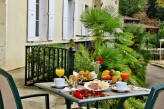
[101,69,122,84]
[73,71,97,81]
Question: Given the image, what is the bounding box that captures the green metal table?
[35,82,150,109]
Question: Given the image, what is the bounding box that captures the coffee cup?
[116,81,128,91]
[54,78,65,87]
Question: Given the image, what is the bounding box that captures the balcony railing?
[25,41,92,86]
[25,45,71,85]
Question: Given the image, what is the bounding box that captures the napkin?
[129,85,150,92]
[60,86,84,92]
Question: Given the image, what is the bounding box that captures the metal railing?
[147,48,164,60]
[25,45,71,85]
[25,41,92,86]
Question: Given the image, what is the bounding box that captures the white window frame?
[63,0,78,40]
[27,0,55,42]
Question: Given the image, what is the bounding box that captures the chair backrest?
[0,91,4,109]
[144,84,164,109]
[0,68,23,109]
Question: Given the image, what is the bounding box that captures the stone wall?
[0,0,6,68]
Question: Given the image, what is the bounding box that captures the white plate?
[51,84,68,88]
[84,80,110,91]
[111,86,130,92]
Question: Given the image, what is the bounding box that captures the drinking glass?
[72,75,78,88]
[56,68,65,78]
[120,73,130,81]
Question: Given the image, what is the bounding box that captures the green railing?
[25,41,92,86]
[25,45,71,85]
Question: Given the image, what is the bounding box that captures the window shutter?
[81,3,86,36]
[39,0,48,41]
[73,0,78,38]
[27,0,36,41]
[63,0,68,40]
[48,0,55,40]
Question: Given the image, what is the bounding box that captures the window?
[27,0,55,42]
[63,0,78,40]
[81,4,89,36]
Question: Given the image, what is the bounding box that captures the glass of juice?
[72,75,78,88]
[55,68,65,78]
[120,73,130,81]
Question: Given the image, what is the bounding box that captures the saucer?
[111,86,130,92]
[51,84,68,88]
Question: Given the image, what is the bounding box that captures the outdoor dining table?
[35,82,151,109]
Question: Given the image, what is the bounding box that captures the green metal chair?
[144,84,164,109]
[0,68,49,109]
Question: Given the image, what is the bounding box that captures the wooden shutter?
[73,0,78,38]
[63,0,68,40]
[48,0,55,40]
[27,0,36,41]
[39,0,48,41]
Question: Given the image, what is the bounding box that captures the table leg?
[86,103,90,109]
[117,97,128,109]
[78,104,83,109]
[78,103,90,109]
[95,101,99,109]
[65,99,72,109]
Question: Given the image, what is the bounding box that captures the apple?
[115,71,121,78]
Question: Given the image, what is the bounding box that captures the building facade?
[0,0,118,70]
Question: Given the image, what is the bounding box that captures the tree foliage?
[157,0,164,8]
[119,0,146,16]
[74,44,94,72]
[133,12,160,26]
[157,21,164,47]
[146,0,164,20]
[124,25,154,61]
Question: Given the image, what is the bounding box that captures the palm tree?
[81,6,123,38]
